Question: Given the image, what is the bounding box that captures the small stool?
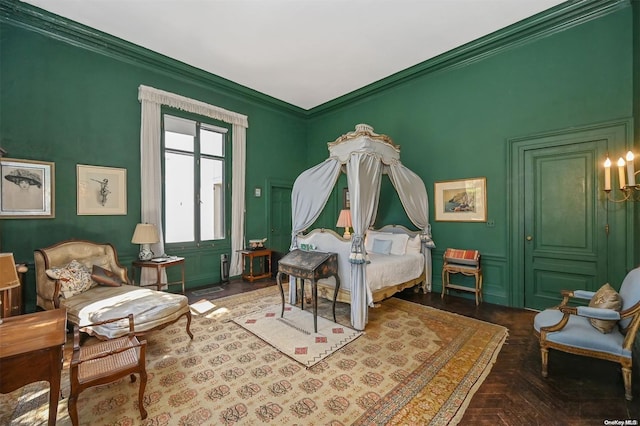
[441,248,483,305]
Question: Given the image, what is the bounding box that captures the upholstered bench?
[35,239,193,340]
[441,248,483,305]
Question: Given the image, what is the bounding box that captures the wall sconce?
[603,151,639,202]
[336,209,352,239]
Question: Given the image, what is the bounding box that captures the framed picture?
[434,177,487,222]
[0,158,55,218]
[343,188,350,209]
[77,164,127,215]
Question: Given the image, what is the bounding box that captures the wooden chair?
[533,267,640,400]
[68,314,148,425]
[441,248,483,305]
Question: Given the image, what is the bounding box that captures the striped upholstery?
[443,248,480,266]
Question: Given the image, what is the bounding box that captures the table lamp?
[0,253,21,324]
[336,209,352,239]
[131,223,160,260]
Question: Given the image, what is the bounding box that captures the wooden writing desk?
[276,250,340,333]
[0,309,67,425]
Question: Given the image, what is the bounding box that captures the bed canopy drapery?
[289,124,435,330]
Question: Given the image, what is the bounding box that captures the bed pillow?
[45,259,94,299]
[406,235,421,254]
[365,230,391,252]
[588,283,622,334]
[365,230,409,255]
[91,264,126,287]
[371,238,393,255]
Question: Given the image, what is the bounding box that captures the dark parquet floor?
[187,279,640,426]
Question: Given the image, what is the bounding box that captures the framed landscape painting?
[0,158,55,218]
[434,177,487,222]
[77,164,127,215]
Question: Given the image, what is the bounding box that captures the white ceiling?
[22,0,566,110]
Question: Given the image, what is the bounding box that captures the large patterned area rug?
[2,286,508,425]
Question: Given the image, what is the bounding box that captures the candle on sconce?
[617,157,626,189]
[604,157,611,191]
[626,151,635,187]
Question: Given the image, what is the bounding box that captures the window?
[163,114,227,245]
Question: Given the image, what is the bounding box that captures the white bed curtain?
[138,85,249,281]
[388,162,435,291]
[287,158,342,303]
[347,152,383,329]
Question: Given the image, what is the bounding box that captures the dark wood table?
[276,249,340,333]
[132,257,186,293]
[0,309,67,425]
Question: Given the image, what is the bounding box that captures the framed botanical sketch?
[434,177,487,222]
[0,158,55,218]
[77,164,127,215]
[343,187,350,209]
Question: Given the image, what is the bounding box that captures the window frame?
[161,109,232,250]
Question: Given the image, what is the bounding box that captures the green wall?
[305,1,636,305]
[0,3,307,311]
[1,0,637,311]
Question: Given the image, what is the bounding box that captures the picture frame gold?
[343,188,350,209]
[77,164,127,215]
[0,158,55,218]
[434,177,487,222]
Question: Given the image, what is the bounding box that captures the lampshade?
[131,223,160,260]
[0,253,20,291]
[131,223,160,244]
[336,209,352,239]
[336,209,352,227]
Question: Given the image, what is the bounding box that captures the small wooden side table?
[238,249,272,282]
[132,257,186,293]
[0,309,67,426]
[276,250,340,333]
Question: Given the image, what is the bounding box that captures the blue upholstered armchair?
[533,267,640,401]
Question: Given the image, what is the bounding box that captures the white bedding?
[365,252,424,292]
[298,228,425,304]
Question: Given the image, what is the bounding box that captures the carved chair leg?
[138,370,148,419]
[185,311,194,339]
[540,347,549,377]
[622,365,633,401]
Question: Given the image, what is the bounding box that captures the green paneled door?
[523,140,608,310]
[269,183,292,255]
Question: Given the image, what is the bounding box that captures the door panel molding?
[508,119,633,308]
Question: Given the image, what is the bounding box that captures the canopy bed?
[289,124,435,330]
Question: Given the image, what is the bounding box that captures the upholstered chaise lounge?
[35,239,193,340]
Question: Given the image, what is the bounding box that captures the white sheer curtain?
[388,162,435,291]
[138,98,165,285]
[229,123,246,276]
[138,85,249,280]
[347,152,383,330]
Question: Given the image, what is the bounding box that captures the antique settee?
[34,239,192,340]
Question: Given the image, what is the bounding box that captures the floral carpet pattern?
[3,286,508,425]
